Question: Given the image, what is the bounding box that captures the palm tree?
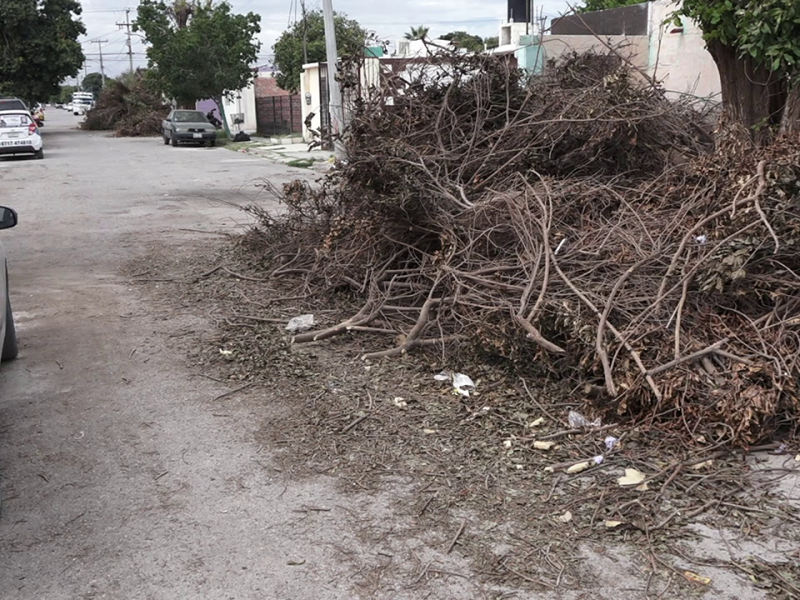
[404,25,429,41]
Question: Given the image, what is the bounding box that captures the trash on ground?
[568,410,601,429]
[286,314,315,333]
[557,511,573,523]
[433,371,476,396]
[423,428,437,434]
[528,417,545,428]
[533,441,557,450]
[592,455,604,465]
[452,373,475,396]
[219,348,233,356]
[393,397,408,408]
[604,436,619,451]
[566,460,593,474]
[618,468,647,488]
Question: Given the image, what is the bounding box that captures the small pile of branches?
[243,50,800,446]
[82,71,169,136]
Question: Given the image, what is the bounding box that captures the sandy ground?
[0,111,797,600]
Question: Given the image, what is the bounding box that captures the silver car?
[0,206,18,361]
[162,110,217,147]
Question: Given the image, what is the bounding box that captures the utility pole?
[300,0,308,64]
[116,9,135,73]
[95,40,109,87]
[321,0,344,156]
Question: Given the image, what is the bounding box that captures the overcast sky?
[76,0,574,79]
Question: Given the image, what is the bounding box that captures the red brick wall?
[255,76,291,98]
[256,95,303,135]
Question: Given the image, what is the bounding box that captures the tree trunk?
[780,86,800,135]
[706,40,788,144]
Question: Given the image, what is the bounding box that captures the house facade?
[518,0,721,100]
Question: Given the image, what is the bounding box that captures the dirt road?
[1,112,796,600]
[0,113,474,600]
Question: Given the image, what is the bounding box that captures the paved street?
[0,112,464,599]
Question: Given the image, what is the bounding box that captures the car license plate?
[193,133,202,138]
[0,140,27,146]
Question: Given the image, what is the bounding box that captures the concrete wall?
[300,63,322,143]
[647,0,720,99]
[522,34,650,75]
[220,81,257,134]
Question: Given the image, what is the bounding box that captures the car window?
[173,111,207,123]
[0,114,30,128]
[0,99,27,111]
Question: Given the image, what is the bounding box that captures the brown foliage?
[244,51,800,446]
[82,71,170,137]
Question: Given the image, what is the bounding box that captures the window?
[0,114,30,128]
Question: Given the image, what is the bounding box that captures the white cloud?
[75,0,572,78]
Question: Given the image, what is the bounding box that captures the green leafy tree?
[404,25,430,41]
[677,0,800,139]
[134,0,261,134]
[578,0,642,12]
[81,72,112,97]
[0,0,85,104]
[50,85,77,104]
[272,11,366,93]
[484,36,499,50]
[440,31,485,53]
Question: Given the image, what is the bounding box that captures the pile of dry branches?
[244,51,800,445]
[82,71,169,136]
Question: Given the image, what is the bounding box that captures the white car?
[0,206,18,361]
[0,111,44,159]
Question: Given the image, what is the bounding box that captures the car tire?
[171,136,178,147]
[35,148,44,160]
[2,294,18,361]
[163,135,169,145]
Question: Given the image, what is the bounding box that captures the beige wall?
[535,35,650,71]
[647,0,720,99]
[221,81,257,133]
[300,63,322,143]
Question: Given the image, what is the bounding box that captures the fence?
[255,95,302,136]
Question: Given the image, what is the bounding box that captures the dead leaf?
[423,428,437,434]
[557,511,572,523]
[533,441,557,450]
[528,417,545,428]
[618,468,646,487]
[684,571,711,585]
[605,520,623,528]
[566,461,592,474]
[691,459,714,470]
[287,559,306,566]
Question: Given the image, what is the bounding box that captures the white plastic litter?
[696,234,708,245]
[555,238,568,255]
[433,371,476,396]
[452,373,475,396]
[605,436,619,451]
[592,455,604,465]
[286,314,315,333]
[568,410,601,429]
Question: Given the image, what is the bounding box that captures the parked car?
[0,206,18,361]
[0,98,28,113]
[0,111,44,159]
[162,110,217,147]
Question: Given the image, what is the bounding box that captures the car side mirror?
[0,207,18,230]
